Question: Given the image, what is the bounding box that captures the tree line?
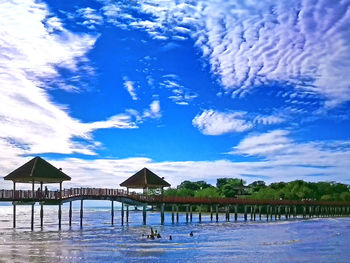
[161,178,350,201]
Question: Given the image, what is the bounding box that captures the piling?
[216,205,219,222]
[69,201,72,227]
[161,203,165,225]
[142,205,146,225]
[111,200,114,225]
[80,199,83,228]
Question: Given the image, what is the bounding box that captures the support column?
[199,205,202,223]
[126,205,129,223]
[176,205,179,223]
[142,205,146,225]
[253,205,257,221]
[13,181,16,228]
[58,182,62,230]
[186,205,189,223]
[69,201,72,227]
[244,205,248,221]
[266,205,270,221]
[31,180,35,231]
[226,205,230,221]
[190,205,193,222]
[111,200,114,225]
[31,204,34,231]
[234,205,238,221]
[258,206,262,220]
[40,202,44,229]
[278,206,282,220]
[171,205,175,224]
[293,206,297,218]
[121,202,124,225]
[80,199,83,228]
[216,205,219,222]
[210,205,213,221]
[161,203,165,225]
[40,182,43,229]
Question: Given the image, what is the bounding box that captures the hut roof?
[4,157,71,183]
[120,168,170,189]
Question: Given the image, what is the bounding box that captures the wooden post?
[13,181,16,228]
[161,203,165,225]
[126,205,129,223]
[253,205,256,221]
[69,201,72,227]
[171,204,175,224]
[293,206,297,218]
[244,205,248,221]
[58,182,62,230]
[234,205,238,221]
[31,180,34,231]
[190,205,193,222]
[176,205,179,223]
[111,200,114,225]
[40,182,43,229]
[270,206,273,220]
[210,205,213,221]
[266,205,269,221]
[121,202,124,225]
[258,206,262,220]
[226,205,230,221]
[186,205,189,223]
[199,205,202,223]
[80,199,83,228]
[142,205,146,225]
[278,206,281,220]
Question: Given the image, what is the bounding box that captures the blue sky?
[0,0,350,189]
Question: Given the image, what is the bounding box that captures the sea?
[0,202,349,263]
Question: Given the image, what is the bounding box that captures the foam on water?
[0,205,349,262]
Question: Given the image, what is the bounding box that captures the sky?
[0,0,350,190]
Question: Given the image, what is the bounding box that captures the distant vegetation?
[162,179,350,201]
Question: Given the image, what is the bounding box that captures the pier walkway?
[1,188,349,230]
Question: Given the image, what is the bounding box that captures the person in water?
[156,233,161,238]
[169,235,172,240]
[189,231,193,237]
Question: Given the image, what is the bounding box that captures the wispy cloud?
[105,0,350,108]
[0,0,136,157]
[143,100,162,119]
[160,76,197,105]
[123,79,138,100]
[192,110,253,135]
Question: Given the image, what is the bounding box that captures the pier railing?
[1,188,350,206]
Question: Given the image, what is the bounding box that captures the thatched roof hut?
[120,168,170,193]
[4,156,71,184]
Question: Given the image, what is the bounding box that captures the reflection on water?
[0,205,349,262]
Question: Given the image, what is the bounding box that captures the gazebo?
[120,167,170,194]
[3,156,71,229]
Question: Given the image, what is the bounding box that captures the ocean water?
[0,203,349,263]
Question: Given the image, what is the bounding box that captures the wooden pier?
[1,157,350,230]
[0,188,349,230]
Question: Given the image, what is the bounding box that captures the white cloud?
[143,100,162,119]
[192,110,253,135]
[0,0,137,158]
[160,77,198,105]
[231,130,291,156]
[110,0,350,108]
[124,80,138,100]
[253,115,285,125]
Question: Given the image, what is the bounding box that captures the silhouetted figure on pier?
[45,186,48,198]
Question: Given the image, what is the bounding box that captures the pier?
[1,157,350,230]
[0,188,350,230]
